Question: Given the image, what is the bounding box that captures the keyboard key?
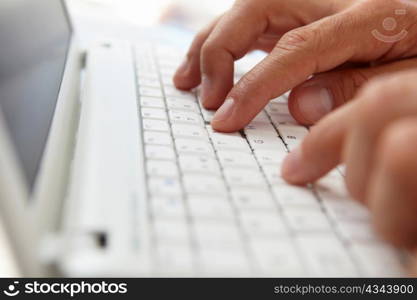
[143,119,169,132]
[194,220,242,246]
[240,211,287,237]
[199,249,250,276]
[262,166,286,186]
[140,96,165,108]
[141,108,167,120]
[269,113,297,125]
[151,197,185,219]
[208,129,251,152]
[175,139,215,156]
[158,58,182,70]
[154,218,189,242]
[164,86,196,100]
[145,145,176,160]
[144,131,172,146]
[244,121,276,136]
[161,76,175,87]
[149,177,182,197]
[231,189,276,211]
[169,110,204,126]
[284,209,331,232]
[139,87,164,98]
[138,76,161,88]
[183,175,227,195]
[250,239,305,276]
[147,160,178,177]
[172,124,208,139]
[211,138,251,152]
[272,185,321,209]
[254,150,287,166]
[160,66,176,77]
[247,136,287,151]
[166,97,199,112]
[266,102,290,115]
[217,151,259,169]
[155,242,194,275]
[188,196,234,220]
[223,168,266,188]
[297,234,358,276]
[137,72,159,81]
[179,155,220,175]
[277,124,308,148]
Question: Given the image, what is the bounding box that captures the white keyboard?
[133,45,405,277]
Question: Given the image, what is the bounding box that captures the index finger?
[199,1,268,109]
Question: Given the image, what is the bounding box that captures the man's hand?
[282,71,417,254]
[174,0,417,132]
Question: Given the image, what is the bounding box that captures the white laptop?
[0,0,408,277]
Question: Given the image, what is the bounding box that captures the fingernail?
[212,98,235,122]
[296,86,333,123]
[281,147,304,182]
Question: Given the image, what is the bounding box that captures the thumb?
[288,58,417,125]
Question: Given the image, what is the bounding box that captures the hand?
[174,0,417,132]
[281,71,417,253]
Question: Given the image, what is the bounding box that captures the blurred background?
[68,0,234,32]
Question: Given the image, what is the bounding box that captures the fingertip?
[281,147,309,184]
[210,119,239,133]
[173,69,195,91]
[211,98,240,132]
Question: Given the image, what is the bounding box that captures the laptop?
[0,0,408,277]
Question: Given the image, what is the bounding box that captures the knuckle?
[276,28,317,53]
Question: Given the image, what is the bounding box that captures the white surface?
[0,219,19,276]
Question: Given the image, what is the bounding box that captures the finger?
[411,252,417,277]
[211,0,417,132]
[367,117,417,249]
[200,1,268,109]
[288,58,417,125]
[344,71,417,201]
[173,15,222,90]
[249,35,281,53]
[281,101,356,184]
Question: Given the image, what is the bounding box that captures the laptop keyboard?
[133,45,405,277]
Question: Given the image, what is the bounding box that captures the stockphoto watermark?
[2,280,127,298]
[372,0,416,43]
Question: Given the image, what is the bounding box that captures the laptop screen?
[0,0,71,191]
